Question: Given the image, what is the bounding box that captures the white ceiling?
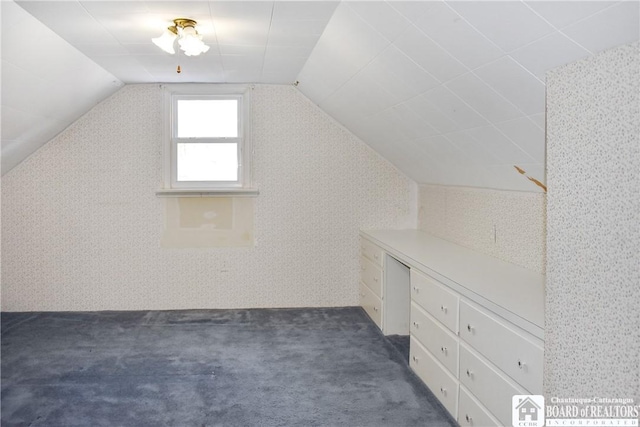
[1,1,122,174]
[299,0,639,191]
[4,0,640,191]
[16,1,339,83]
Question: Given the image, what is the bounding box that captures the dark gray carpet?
[1,307,456,427]
[385,335,410,364]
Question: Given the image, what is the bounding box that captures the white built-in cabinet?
[359,230,545,426]
[359,238,410,335]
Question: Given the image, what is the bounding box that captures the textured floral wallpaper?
[418,184,546,274]
[545,42,639,403]
[1,84,414,311]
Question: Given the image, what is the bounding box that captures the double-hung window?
[159,84,256,196]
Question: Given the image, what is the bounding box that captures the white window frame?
[158,84,257,197]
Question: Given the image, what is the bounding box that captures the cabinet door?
[359,282,382,328]
[410,269,458,333]
[459,343,525,426]
[410,302,458,376]
[458,385,501,427]
[360,237,383,266]
[360,256,382,298]
[459,300,543,394]
[410,337,458,418]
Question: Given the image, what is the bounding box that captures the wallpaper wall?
[1,84,414,311]
[418,184,546,274]
[545,42,639,402]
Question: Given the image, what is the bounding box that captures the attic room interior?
[1,0,638,425]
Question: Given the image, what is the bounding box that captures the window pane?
[177,143,238,182]
[177,99,238,138]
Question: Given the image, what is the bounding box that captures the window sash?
[171,139,243,188]
[171,94,243,140]
[164,87,250,190]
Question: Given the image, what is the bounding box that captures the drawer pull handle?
[413,286,419,293]
[440,387,446,395]
[373,307,378,312]
[466,369,473,377]
[465,414,472,423]
[412,321,419,329]
[373,277,378,282]
[440,305,447,313]
[412,356,418,363]
[467,324,473,332]
[440,346,447,354]
[518,359,526,369]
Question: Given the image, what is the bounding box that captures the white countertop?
[361,229,545,339]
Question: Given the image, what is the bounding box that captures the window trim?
[159,84,256,196]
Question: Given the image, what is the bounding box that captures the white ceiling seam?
[258,2,276,81]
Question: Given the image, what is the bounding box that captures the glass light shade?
[178,30,209,56]
[152,29,177,54]
[183,42,210,57]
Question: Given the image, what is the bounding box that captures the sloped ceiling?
[299,0,639,191]
[4,1,639,191]
[3,0,338,175]
[1,1,123,174]
[16,1,339,83]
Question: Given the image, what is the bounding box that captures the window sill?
[155,188,259,198]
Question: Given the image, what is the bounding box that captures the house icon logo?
[512,395,545,427]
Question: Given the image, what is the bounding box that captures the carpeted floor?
[1,307,456,427]
[385,334,410,364]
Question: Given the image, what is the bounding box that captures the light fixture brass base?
[173,18,197,29]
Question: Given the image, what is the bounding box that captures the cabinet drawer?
[410,337,458,418]
[360,256,382,298]
[410,270,458,333]
[359,282,382,328]
[410,302,458,376]
[459,300,543,393]
[458,385,500,427]
[360,238,383,267]
[459,343,525,426]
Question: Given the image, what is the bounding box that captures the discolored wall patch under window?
[177,197,233,230]
[162,197,254,248]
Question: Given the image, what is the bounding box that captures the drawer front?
[360,238,383,267]
[458,385,501,427]
[359,282,382,328]
[360,256,382,298]
[459,343,525,426]
[459,300,543,393]
[410,337,458,418]
[410,302,458,376]
[410,269,458,333]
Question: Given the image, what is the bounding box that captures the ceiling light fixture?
[152,18,210,57]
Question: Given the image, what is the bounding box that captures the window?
[158,84,256,196]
